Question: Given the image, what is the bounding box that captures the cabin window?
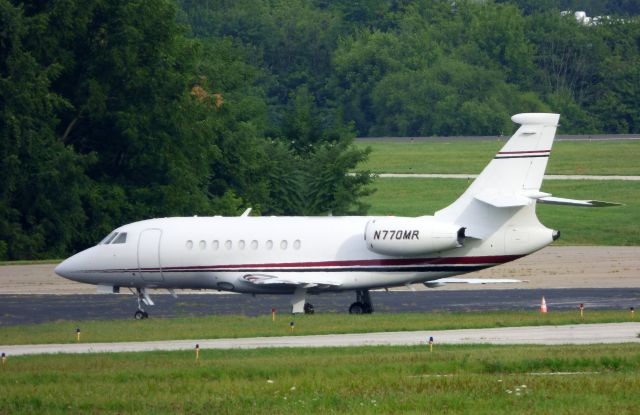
[280,240,288,250]
[186,240,193,250]
[238,240,246,250]
[112,233,127,244]
[250,240,258,250]
[293,239,301,250]
[199,240,206,250]
[266,240,273,250]
[212,240,219,250]
[100,232,118,245]
[225,240,232,250]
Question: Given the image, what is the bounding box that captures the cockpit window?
[100,232,118,245]
[112,232,127,244]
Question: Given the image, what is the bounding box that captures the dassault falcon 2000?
[55,113,618,319]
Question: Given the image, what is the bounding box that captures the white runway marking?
[2,323,639,357]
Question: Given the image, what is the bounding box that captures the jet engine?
[364,216,465,256]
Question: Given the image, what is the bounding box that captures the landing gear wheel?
[351,290,374,314]
[303,303,315,314]
[134,310,148,320]
[349,302,365,314]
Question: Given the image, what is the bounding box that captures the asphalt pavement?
[1,288,638,326]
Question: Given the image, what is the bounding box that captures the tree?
[0,0,88,258]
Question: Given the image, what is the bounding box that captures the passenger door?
[138,229,164,281]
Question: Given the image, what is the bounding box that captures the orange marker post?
[76,328,81,342]
[540,297,548,314]
[272,308,276,322]
[195,344,200,362]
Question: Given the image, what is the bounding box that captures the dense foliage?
[1,0,639,259]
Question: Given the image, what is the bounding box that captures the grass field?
[356,140,640,175]
[363,178,640,245]
[1,311,635,346]
[1,343,639,414]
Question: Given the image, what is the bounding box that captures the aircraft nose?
[55,250,92,282]
[54,258,75,280]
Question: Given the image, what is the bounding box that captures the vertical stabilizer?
[435,113,560,238]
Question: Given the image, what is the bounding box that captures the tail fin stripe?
[497,150,551,155]
[494,154,549,160]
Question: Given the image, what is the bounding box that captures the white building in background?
[561,10,613,26]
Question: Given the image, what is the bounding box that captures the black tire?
[362,303,373,314]
[142,311,149,319]
[134,310,145,320]
[303,303,315,314]
[349,302,364,314]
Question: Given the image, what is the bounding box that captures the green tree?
[0,0,88,259]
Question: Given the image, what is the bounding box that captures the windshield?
[112,232,127,244]
[99,232,118,245]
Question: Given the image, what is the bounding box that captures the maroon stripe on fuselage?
[160,254,523,271]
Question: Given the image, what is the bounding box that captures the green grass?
[1,310,636,346]
[356,140,640,175]
[363,178,640,245]
[1,344,639,414]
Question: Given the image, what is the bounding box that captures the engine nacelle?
[364,216,465,256]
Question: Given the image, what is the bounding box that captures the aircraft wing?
[423,278,523,288]
[242,274,342,288]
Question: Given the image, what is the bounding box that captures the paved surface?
[3,323,639,356]
[1,288,638,326]
[376,173,640,181]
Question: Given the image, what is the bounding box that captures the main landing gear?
[349,290,373,314]
[291,287,316,314]
[303,302,315,314]
[131,287,154,320]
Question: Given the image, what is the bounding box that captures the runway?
[1,288,638,326]
[3,323,639,356]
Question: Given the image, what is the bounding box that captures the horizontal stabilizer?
[424,278,523,288]
[474,191,532,208]
[537,196,623,207]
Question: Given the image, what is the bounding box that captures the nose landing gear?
[134,309,149,320]
[130,287,154,319]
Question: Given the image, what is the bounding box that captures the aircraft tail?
[434,113,560,239]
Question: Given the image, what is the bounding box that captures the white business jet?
[55,113,617,319]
